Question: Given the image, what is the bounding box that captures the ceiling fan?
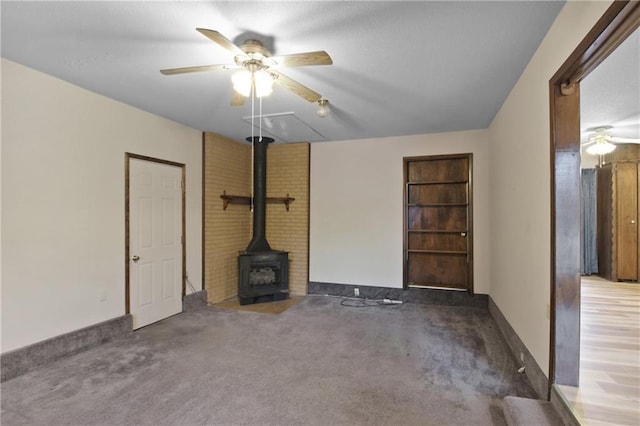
[160,28,332,106]
[581,125,640,155]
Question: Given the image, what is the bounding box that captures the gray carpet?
[503,396,564,426]
[1,296,536,425]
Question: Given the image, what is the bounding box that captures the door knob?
[131,255,140,262]
[631,220,636,224]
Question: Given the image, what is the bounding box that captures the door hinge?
[181,235,185,245]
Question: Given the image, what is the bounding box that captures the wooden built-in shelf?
[407,180,469,185]
[408,229,468,234]
[407,249,466,255]
[408,203,468,207]
[404,154,473,293]
[408,283,467,291]
[220,191,295,211]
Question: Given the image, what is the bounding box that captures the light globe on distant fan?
[582,125,640,155]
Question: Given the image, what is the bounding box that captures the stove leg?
[239,296,254,305]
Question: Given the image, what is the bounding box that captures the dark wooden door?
[404,154,473,292]
[597,161,640,282]
[616,162,638,280]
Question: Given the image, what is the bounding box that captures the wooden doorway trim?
[549,1,640,388]
[124,153,187,314]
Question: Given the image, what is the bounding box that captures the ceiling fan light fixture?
[317,99,330,118]
[232,69,274,98]
[162,29,333,108]
[232,69,253,97]
[254,70,274,97]
[586,140,616,155]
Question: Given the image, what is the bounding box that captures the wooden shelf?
[408,249,467,255]
[220,193,251,208]
[408,283,468,291]
[408,203,468,207]
[407,180,468,185]
[220,191,295,211]
[408,229,468,234]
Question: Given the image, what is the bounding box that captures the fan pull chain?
[250,76,255,213]
[259,95,263,142]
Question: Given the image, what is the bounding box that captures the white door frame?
[125,153,186,318]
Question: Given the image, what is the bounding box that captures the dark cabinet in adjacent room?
[597,145,640,282]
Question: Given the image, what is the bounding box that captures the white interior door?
[129,158,183,329]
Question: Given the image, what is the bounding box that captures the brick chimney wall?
[203,133,310,302]
[203,132,251,303]
[266,142,310,296]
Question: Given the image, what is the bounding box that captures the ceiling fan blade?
[160,64,230,75]
[609,136,640,144]
[271,71,322,103]
[270,51,333,67]
[196,28,245,57]
[230,90,245,107]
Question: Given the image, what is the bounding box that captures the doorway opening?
[564,20,640,424]
[550,0,639,397]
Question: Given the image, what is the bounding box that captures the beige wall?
[1,59,202,353]
[309,130,490,293]
[1,0,615,377]
[266,143,310,295]
[203,137,310,301]
[203,132,251,303]
[488,0,612,376]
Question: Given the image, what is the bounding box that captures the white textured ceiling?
[1,1,604,144]
[581,28,640,141]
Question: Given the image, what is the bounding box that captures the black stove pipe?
[245,136,274,252]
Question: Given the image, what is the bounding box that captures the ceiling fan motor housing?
[240,39,271,57]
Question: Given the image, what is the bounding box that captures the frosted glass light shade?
[317,99,330,118]
[232,69,252,97]
[253,70,274,97]
[232,69,273,98]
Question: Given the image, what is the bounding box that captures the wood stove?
[238,251,288,305]
[238,136,289,305]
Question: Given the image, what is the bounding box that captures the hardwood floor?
[558,276,640,425]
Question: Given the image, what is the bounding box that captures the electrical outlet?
[354,288,360,297]
[520,352,524,362]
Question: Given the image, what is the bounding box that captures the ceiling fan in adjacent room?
[581,125,640,155]
[160,28,332,108]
